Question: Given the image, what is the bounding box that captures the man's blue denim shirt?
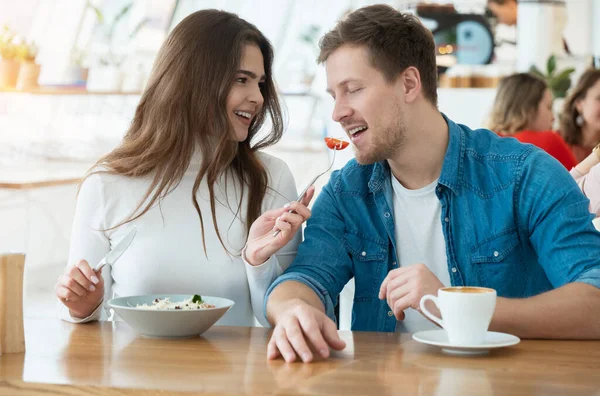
[266,116,600,332]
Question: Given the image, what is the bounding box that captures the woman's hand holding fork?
[244,186,315,266]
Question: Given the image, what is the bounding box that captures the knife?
[94,227,137,272]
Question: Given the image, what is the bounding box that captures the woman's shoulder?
[256,152,293,183]
[257,151,288,169]
[533,130,572,148]
[514,130,570,146]
[79,165,149,204]
[537,130,565,139]
[256,151,297,207]
[514,130,577,168]
[514,129,558,139]
[81,165,133,189]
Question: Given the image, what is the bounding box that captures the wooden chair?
[0,253,26,355]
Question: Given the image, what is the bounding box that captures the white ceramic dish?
[412,329,520,355]
[107,294,234,338]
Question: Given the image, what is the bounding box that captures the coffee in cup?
[419,286,496,345]
[443,287,490,294]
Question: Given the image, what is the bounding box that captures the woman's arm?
[57,173,113,323]
[244,158,307,326]
[571,144,600,216]
[573,145,600,176]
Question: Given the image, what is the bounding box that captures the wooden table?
[1,318,599,395]
[0,161,89,189]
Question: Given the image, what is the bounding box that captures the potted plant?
[0,25,19,89]
[298,24,320,87]
[15,40,40,91]
[70,49,89,85]
[529,55,576,126]
[529,54,575,99]
[279,24,321,93]
[85,1,147,92]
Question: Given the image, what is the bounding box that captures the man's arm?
[264,170,355,326]
[512,150,600,339]
[263,172,354,362]
[266,281,325,325]
[491,282,600,339]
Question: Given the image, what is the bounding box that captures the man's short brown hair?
[318,4,438,106]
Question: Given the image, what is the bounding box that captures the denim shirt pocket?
[471,228,525,297]
[343,232,387,300]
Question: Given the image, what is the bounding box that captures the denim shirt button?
[493,251,499,257]
[388,311,394,317]
[384,212,391,218]
[392,261,397,267]
[451,267,457,273]
[361,251,367,257]
[444,217,449,222]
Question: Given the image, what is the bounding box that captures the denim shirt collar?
[368,160,390,194]
[368,113,464,196]
[438,114,464,195]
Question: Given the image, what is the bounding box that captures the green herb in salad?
[191,294,203,304]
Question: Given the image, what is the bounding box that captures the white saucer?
[412,330,520,355]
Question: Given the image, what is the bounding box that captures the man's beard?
[354,117,407,165]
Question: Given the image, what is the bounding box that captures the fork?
[273,149,337,237]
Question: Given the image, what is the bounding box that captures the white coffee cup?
[420,286,497,346]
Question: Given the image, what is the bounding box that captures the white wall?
[563,0,594,56]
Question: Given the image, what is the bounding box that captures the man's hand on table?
[267,300,346,363]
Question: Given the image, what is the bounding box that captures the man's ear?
[401,67,422,104]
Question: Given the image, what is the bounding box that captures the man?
[255,4,600,363]
[486,0,571,54]
[487,0,517,26]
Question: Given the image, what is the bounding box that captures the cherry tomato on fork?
[324,137,350,150]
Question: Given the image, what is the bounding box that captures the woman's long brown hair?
[560,69,600,146]
[84,10,283,254]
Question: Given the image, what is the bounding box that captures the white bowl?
[107,294,234,338]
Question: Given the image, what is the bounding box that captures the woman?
[488,72,577,169]
[566,69,600,216]
[54,10,312,326]
[560,69,600,163]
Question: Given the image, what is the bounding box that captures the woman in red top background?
[488,73,577,169]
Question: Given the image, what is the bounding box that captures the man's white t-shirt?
[391,175,451,333]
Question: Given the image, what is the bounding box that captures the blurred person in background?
[487,0,517,26]
[54,9,313,326]
[565,69,600,215]
[488,72,577,169]
[561,69,600,162]
[486,0,571,54]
